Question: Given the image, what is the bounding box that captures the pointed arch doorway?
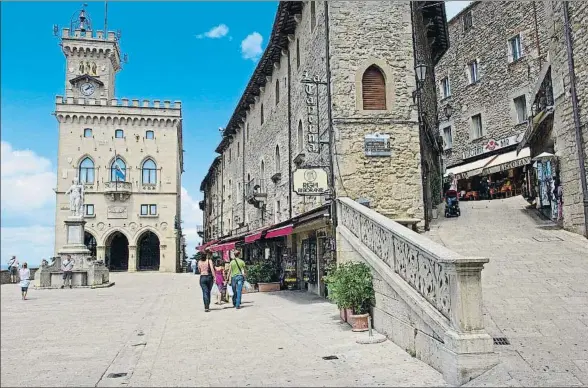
[137,231,160,271]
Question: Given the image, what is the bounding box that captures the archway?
[137,231,160,271]
[84,231,97,258]
[106,231,129,271]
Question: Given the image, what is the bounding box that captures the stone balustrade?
[336,197,497,385]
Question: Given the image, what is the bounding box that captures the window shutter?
[507,39,513,63]
[519,32,525,57]
[362,66,386,110]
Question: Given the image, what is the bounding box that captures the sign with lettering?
[293,168,328,196]
[302,71,320,154]
[485,157,532,175]
[364,133,392,157]
[462,133,524,160]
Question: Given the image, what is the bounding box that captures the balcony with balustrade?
[245,178,267,209]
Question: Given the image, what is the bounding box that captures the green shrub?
[325,262,375,314]
[247,261,278,284]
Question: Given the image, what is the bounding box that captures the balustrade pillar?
[446,259,489,332]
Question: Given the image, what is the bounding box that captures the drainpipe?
[243,123,246,226]
[220,155,224,236]
[324,1,337,227]
[287,47,293,219]
[563,1,588,238]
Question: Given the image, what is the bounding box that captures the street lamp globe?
[415,62,428,83]
[443,104,453,119]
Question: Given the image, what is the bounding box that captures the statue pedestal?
[35,216,113,289]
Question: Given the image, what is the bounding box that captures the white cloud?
[1,141,57,267]
[196,24,229,39]
[1,226,55,267]
[241,32,263,61]
[181,186,203,255]
[0,141,56,216]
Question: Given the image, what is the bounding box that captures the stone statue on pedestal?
[65,178,84,217]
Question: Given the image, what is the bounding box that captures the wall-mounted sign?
[364,133,392,157]
[107,205,128,219]
[462,133,524,160]
[293,168,328,196]
[302,71,320,154]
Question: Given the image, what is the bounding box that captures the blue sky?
[0,1,469,266]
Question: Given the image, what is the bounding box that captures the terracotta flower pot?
[339,308,347,322]
[258,282,281,292]
[350,313,370,332]
[345,308,354,324]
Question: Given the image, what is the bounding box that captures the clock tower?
[60,5,121,100]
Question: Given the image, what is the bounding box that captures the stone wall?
[545,1,588,235]
[1,268,39,285]
[435,1,550,168]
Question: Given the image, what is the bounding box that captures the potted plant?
[253,261,280,292]
[330,262,375,332]
[325,264,351,322]
[243,262,261,293]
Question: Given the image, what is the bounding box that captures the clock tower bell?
[59,5,121,100]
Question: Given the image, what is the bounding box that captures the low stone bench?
[392,218,420,232]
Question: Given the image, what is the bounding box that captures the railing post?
[446,259,489,332]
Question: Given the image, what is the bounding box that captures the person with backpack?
[7,256,19,284]
[226,250,247,309]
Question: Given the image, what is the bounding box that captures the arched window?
[79,157,95,184]
[261,160,265,179]
[83,128,93,138]
[275,145,281,172]
[115,129,124,138]
[297,121,304,153]
[142,159,157,185]
[362,65,386,110]
[246,124,249,141]
[310,1,316,31]
[110,157,127,182]
[275,80,280,105]
[296,39,300,69]
[260,104,264,125]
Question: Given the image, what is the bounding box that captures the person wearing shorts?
[19,262,31,300]
[61,255,74,289]
[8,256,19,284]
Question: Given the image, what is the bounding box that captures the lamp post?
[414,62,431,231]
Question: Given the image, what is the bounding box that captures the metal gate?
[138,231,160,271]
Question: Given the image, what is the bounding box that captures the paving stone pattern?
[428,197,588,387]
[1,272,446,387]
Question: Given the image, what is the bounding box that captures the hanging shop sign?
[293,168,328,196]
[462,133,524,160]
[364,133,392,157]
[303,72,320,154]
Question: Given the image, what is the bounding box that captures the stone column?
[446,258,489,332]
[128,245,137,272]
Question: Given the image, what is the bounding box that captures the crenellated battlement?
[62,28,117,42]
[55,96,182,110]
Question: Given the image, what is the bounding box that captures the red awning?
[265,224,294,239]
[197,240,218,252]
[210,241,236,253]
[245,231,263,243]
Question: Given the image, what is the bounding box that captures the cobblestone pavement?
[428,196,588,387]
[1,272,446,387]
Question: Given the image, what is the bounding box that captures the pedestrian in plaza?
[198,251,216,312]
[19,262,31,300]
[8,256,19,284]
[61,255,74,289]
[213,259,226,305]
[227,250,246,309]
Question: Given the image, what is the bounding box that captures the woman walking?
[198,251,216,312]
[19,262,31,300]
[213,259,226,305]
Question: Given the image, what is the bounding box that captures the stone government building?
[53,7,184,272]
[438,1,588,236]
[200,1,448,295]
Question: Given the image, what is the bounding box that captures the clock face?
[80,82,95,96]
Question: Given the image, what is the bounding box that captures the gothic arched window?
[275,145,281,172]
[362,65,386,110]
[79,157,95,184]
[297,121,304,153]
[142,159,157,185]
[110,157,127,182]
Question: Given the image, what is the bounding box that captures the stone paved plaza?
[1,272,446,387]
[428,196,588,387]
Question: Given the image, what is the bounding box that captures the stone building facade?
[520,1,588,236]
[435,1,550,170]
[53,9,184,272]
[200,1,447,294]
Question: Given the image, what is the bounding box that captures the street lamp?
[415,62,428,86]
[443,104,453,119]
